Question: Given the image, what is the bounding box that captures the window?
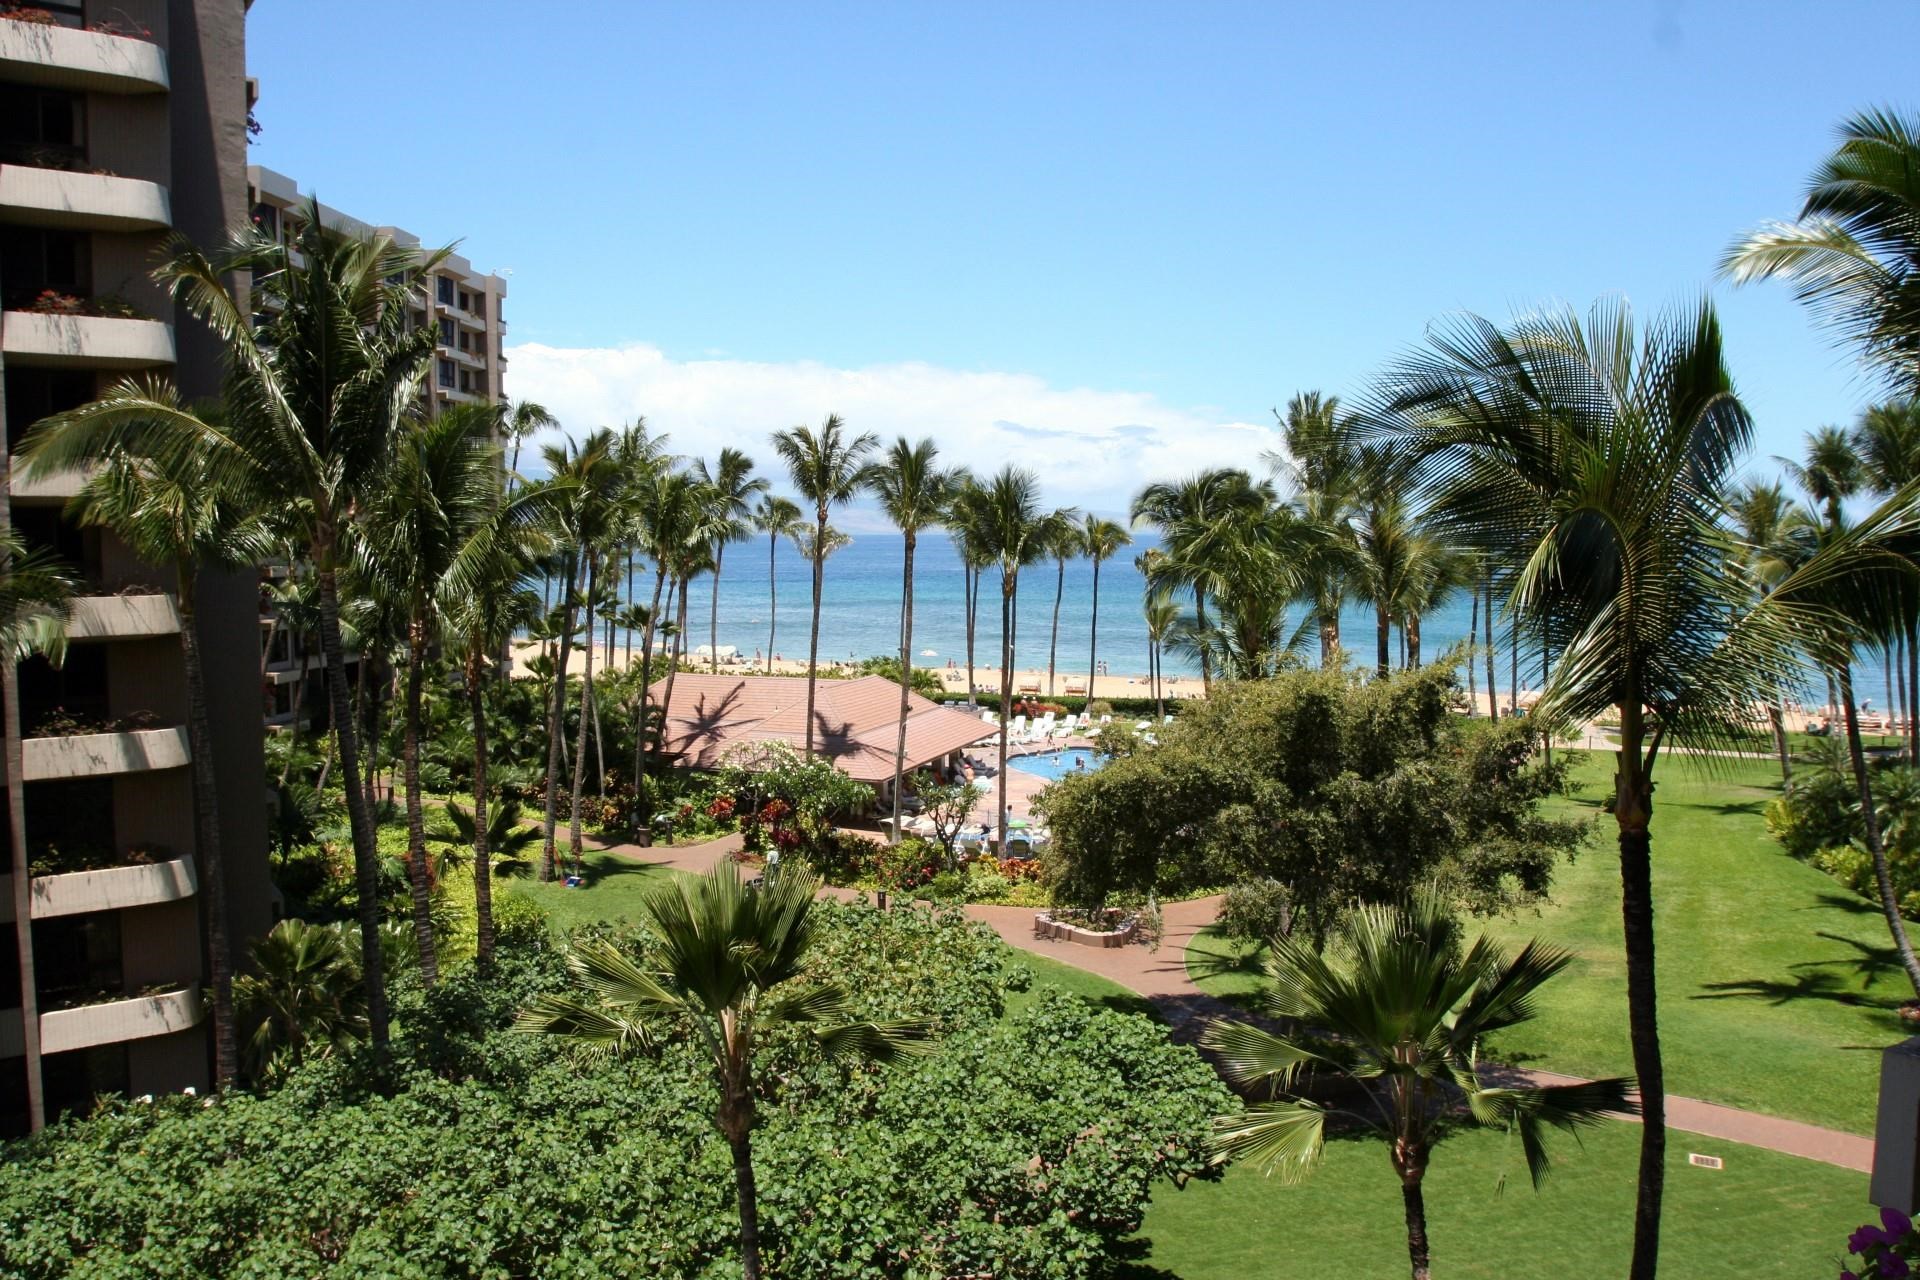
[33,911,123,1009]
[436,276,454,306]
[457,290,470,311]
[437,317,454,345]
[458,369,471,392]
[470,295,486,320]
[0,85,84,167]
[0,227,89,309]
[457,331,469,351]
[438,359,455,389]
[5,368,93,453]
[249,202,280,240]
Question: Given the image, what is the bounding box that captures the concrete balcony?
[7,455,90,501]
[66,593,182,641]
[40,986,205,1055]
[22,725,190,782]
[0,19,169,94]
[0,165,171,232]
[2,311,175,370]
[29,855,197,920]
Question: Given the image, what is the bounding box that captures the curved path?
[582,830,1874,1173]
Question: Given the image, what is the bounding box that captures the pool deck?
[962,737,1099,826]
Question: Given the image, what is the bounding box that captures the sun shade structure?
[648,674,991,782]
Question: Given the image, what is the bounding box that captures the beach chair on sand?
[1018,679,1042,695]
[1065,679,1087,695]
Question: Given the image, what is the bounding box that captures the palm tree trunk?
[1467,587,1479,714]
[1542,631,1552,768]
[1088,554,1102,706]
[965,560,979,708]
[710,542,724,674]
[803,507,826,757]
[1510,615,1519,710]
[1908,618,1918,761]
[568,554,601,873]
[1769,701,1792,786]
[658,576,689,778]
[1838,660,1920,996]
[1408,612,1421,668]
[1194,587,1212,694]
[1375,602,1390,678]
[766,531,778,674]
[175,571,238,1088]
[1614,698,1662,1280]
[541,554,579,882]
[1153,636,1164,722]
[401,619,440,986]
[1400,1178,1432,1280]
[891,530,917,842]
[729,1131,764,1280]
[1047,555,1065,697]
[314,551,391,1048]
[998,573,1015,847]
[626,549,637,669]
[1483,574,1498,720]
[467,646,496,969]
[363,656,386,818]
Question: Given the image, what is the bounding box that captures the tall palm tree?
[634,469,701,795]
[517,866,930,1280]
[19,202,444,1049]
[694,448,768,673]
[1366,297,1831,1280]
[1204,895,1633,1280]
[867,438,955,839]
[57,432,271,1088]
[1141,583,1178,723]
[975,468,1065,842]
[1041,515,1080,697]
[357,404,499,985]
[1726,479,1800,783]
[1854,400,1920,757]
[1081,514,1131,701]
[1724,107,1920,396]
[502,399,558,490]
[946,473,990,707]
[750,494,803,673]
[1271,391,1362,668]
[1130,469,1272,694]
[769,415,877,757]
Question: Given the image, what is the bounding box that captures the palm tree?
[1204,895,1633,1280]
[867,437,956,839]
[1854,401,1920,757]
[694,448,768,673]
[1130,469,1272,694]
[357,404,499,985]
[1726,479,1801,783]
[750,494,803,673]
[0,527,73,665]
[1081,515,1131,701]
[18,203,444,1049]
[1271,391,1362,668]
[502,400,558,490]
[1723,107,1920,396]
[55,432,270,1088]
[235,918,366,1084]
[946,474,991,707]
[1142,585,1179,722]
[974,468,1065,843]
[633,468,702,797]
[1040,516,1080,697]
[770,415,877,757]
[1367,297,1830,1280]
[517,866,930,1280]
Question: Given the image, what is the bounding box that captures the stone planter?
[1033,909,1138,948]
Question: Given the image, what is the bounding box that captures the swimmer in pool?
[1075,756,1086,770]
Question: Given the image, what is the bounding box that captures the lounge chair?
[1065,680,1087,695]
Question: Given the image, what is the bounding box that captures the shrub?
[491,893,550,948]
[1218,877,1294,946]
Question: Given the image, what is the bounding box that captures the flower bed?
[1033,907,1138,948]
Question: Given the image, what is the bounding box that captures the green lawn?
[502,849,684,933]
[1128,1120,1864,1279]
[1187,751,1910,1134]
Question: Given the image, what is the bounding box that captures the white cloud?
[502,342,1273,524]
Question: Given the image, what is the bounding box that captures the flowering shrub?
[705,795,734,821]
[1842,1206,1918,1278]
[873,837,943,892]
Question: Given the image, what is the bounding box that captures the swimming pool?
[1008,750,1106,783]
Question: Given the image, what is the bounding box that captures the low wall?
[1033,911,1138,948]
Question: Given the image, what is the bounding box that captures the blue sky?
[247,1,1920,519]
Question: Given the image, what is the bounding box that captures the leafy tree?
[714,739,874,860]
[1037,664,1583,937]
[517,866,931,1280]
[770,414,878,758]
[1204,895,1634,1280]
[907,770,982,867]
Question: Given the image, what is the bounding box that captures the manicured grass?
[1008,952,1159,1020]
[502,849,684,933]
[1186,751,1909,1134]
[1129,1120,1863,1279]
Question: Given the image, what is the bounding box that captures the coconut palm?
[17,203,443,1048]
[1081,514,1131,701]
[694,448,768,673]
[56,430,272,1087]
[867,438,956,839]
[0,524,74,663]
[357,404,499,985]
[633,468,703,795]
[770,415,877,757]
[1723,107,1920,395]
[1203,895,1634,1280]
[1271,391,1363,667]
[1726,479,1801,782]
[946,473,991,707]
[751,494,803,674]
[517,865,931,1280]
[1855,401,1920,756]
[503,399,558,490]
[1142,584,1179,722]
[1366,297,1848,1280]
[1040,516,1080,697]
[1130,469,1273,693]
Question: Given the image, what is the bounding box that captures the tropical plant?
[0,524,74,664]
[502,399,558,489]
[1130,468,1273,693]
[1203,895,1634,1280]
[1081,514,1131,701]
[750,493,803,673]
[1041,514,1080,697]
[516,865,932,1280]
[770,415,877,758]
[867,437,956,839]
[693,447,768,673]
[17,201,445,1047]
[1271,390,1363,668]
[1141,586,1179,722]
[233,917,367,1084]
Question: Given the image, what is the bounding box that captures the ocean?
[553,529,1900,707]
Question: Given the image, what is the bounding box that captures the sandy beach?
[507,639,1205,701]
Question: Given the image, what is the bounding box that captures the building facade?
[0,0,273,1133]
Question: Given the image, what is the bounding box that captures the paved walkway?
[579,831,1875,1173]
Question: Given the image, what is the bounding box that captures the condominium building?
[0,0,273,1134]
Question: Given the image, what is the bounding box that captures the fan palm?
[235,918,367,1084]
[55,430,271,1087]
[867,437,956,839]
[1723,107,1920,395]
[17,203,443,1048]
[1203,895,1634,1280]
[1081,514,1131,698]
[770,414,877,756]
[1365,296,1870,1280]
[693,448,768,673]
[433,798,541,878]
[751,494,803,673]
[517,866,932,1280]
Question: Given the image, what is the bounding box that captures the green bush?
[491,892,550,947]
[945,691,1175,718]
[1217,877,1294,945]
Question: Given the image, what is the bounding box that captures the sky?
[246,1,1920,526]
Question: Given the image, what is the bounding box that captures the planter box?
[40,986,204,1054]
[0,20,169,94]
[0,165,170,231]
[1033,911,1139,948]
[2,310,175,369]
[30,855,196,919]
[66,593,182,640]
[21,726,190,781]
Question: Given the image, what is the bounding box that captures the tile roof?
[648,673,991,782]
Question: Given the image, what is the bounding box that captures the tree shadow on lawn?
[568,851,677,891]
[1692,932,1908,1028]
